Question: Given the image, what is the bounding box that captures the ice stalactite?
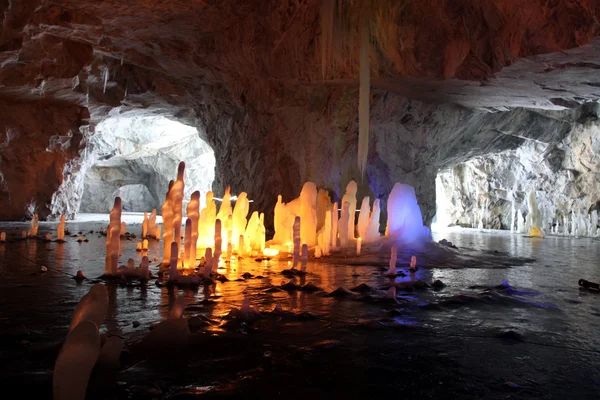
[358,18,370,176]
[103,66,109,94]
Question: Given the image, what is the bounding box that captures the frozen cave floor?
[0,222,599,399]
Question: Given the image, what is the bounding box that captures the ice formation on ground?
[69,283,109,332]
[53,320,101,400]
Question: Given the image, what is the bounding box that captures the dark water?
[0,222,599,399]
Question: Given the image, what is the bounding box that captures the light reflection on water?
[0,222,599,357]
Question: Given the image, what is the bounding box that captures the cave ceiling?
[1,0,599,116]
[1,0,600,222]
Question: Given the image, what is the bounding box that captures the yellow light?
[263,248,280,257]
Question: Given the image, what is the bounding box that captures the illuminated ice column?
[273,195,292,244]
[187,191,200,267]
[386,183,428,243]
[259,213,266,252]
[214,219,222,260]
[198,191,217,248]
[120,222,127,236]
[364,199,380,242]
[341,180,358,239]
[169,242,179,281]
[104,197,122,275]
[299,182,318,246]
[356,196,370,239]
[316,189,331,231]
[142,212,148,238]
[203,247,213,276]
[232,192,249,248]
[245,211,260,250]
[171,162,186,252]
[161,198,174,263]
[28,213,39,237]
[226,214,233,253]
[183,219,192,268]
[57,215,66,241]
[331,202,338,250]
[217,186,232,222]
[301,243,308,271]
[238,235,245,256]
[292,216,301,268]
[148,209,157,238]
[323,210,332,255]
[139,256,150,280]
[338,201,350,248]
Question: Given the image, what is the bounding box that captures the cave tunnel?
[77,115,215,215]
[1,1,600,399]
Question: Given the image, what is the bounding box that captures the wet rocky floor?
[0,221,599,399]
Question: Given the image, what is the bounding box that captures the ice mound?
[386,183,431,245]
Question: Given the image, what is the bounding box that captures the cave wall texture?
[1,0,599,228]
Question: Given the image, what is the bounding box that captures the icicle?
[103,67,109,94]
[357,18,370,176]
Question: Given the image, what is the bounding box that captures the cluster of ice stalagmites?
[102,159,430,283]
[145,161,267,284]
[269,179,430,265]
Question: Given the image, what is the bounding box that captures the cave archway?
[78,116,215,214]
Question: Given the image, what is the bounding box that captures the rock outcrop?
[436,102,600,231]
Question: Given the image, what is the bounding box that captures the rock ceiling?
[0,0,599,221]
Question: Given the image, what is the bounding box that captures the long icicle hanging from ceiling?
[320,0,372,176]
[357,13,370,177]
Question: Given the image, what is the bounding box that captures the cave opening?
[78,115,215,216]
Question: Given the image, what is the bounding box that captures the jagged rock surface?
[436,103,600,231]
[78,116,215,213]
[0,0,599,224]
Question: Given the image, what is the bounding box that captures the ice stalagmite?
[183,219,192,268]
[331,202,338,250]
[187,191,200,267]
[161,190,174,263]
[142,212,148,238]
[232,192,249,249]
[246,211,260,250]
[28,213,39,236]
[386,183,430,245]
[204,247,213,277]
[323,210,332,255]
[69,283,109,332]
[214,219,222,260]
[300,182,318,247]
[357,19,370,176]
[139,256,150,280]
[341,181,358,240]
[148,209,158,238]
[57,215,66,241]
[53,320,101,400]
[292,216,301,268]
[356,196,370,239]
[198,191,217,249]
[105,198,122,275]
[338,201,350,248]
[301,243,308,271]
[171,162,185,251]
[169,242,179,281]
[316,189,331,231]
